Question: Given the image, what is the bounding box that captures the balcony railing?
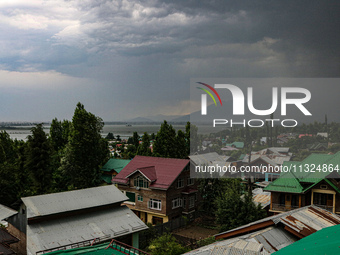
[313,204,334,213]
[107,239,151,255]
[271,203,300,212]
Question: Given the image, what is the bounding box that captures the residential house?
[112,156,199,225]
[185,205,340,255]
[0,204,19,255]
[190,152,236,178]
[100,158,131,184]
[6,185,148,255]
[307,142,328,151]
[242,147,292,181]
[264,152,340,214]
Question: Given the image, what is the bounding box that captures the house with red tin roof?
[112,156,199,225]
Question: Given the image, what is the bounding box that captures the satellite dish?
[136,187,140,190]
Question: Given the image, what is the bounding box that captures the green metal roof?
[101,175,113,184]
[239,154,246,160]
[273,224,340,255]
[45,242,141,255]
[264,152,340,194]
[225,142,244,149]
[101,158,131,173]
[264,170,304,193]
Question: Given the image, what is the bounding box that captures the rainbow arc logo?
[196,82,222,115]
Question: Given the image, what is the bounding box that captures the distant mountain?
[171,115,190,122]
[125,114,190,123]
[125,117,154,122]
[145,114,184,122]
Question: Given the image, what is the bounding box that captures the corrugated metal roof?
[242,148,292,166]
[215,205,340,240]
[190,152,226,166]
[252,188,271,209]
[184,226,296,255]
[27,205,148,255]
[22,185,128,219]
[0,204,17,221]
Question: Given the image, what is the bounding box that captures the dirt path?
[173,225,219,240]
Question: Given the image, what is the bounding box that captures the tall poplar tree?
[60,103,109,189]
[25,124,53,194]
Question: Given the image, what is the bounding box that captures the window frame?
[134,175,149,188]
[172,197,183,209]
[177,178,184,188]
[187,178,194,186]
[189,196,195,208]
[148,198,162,210]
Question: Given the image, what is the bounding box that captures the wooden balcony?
[271,203,300,212]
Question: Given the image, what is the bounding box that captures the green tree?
[132,131,140,148]
[198,178,231,216]
[137,132,151,156]
[105,132,115,140]
[153,121,177,158]
[60,103,109,189]
[187,122,199,154]
[0,131,19,206]
[148,233,190,255]
[25,124,53,194]
[50,118,71,152]
[215,179,266,232]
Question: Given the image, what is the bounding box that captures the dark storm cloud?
[0,0,339,121]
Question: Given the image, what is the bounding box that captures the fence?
[36,235,111,254]
[139,216,189,249]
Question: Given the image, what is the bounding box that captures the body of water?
[3,124,184,141]
[3,123,226,141]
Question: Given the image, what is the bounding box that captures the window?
[189,196,195,208]
[134,176,149,188]
[183,197,186,208]
[172,197,183,209]
[320,185,328,189]
[138,195,143,202]
[148,199,161,210]
[187,178,194,186]
[177,179,184,188]
[126,191,135,202]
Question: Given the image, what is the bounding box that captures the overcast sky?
[0,0,339,122]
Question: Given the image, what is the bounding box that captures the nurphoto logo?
[196,82,312,128]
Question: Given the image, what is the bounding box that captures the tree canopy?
[60,103,109,189]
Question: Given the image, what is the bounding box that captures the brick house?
[112,156,199,225]
[264,152,340,214]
